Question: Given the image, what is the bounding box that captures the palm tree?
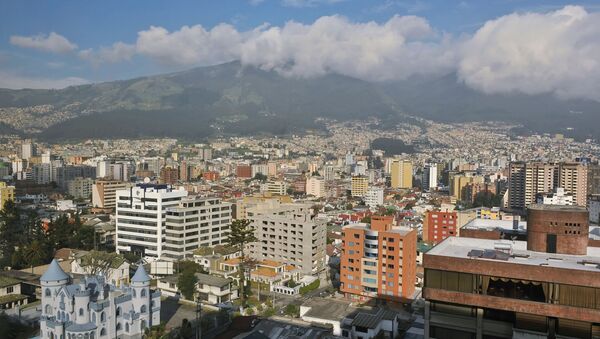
[224,219,257,307]
[24,240,47,273]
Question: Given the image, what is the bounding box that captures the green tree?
[284,304,300,317]
[177,260,203,274]
[79,251,123,276]
[0,200,23,267]
[224,219,257,307]
[178,269,198,301]
[23,240,48,272]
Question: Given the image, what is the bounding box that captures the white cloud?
[458,5,600,101]
[282,0,345,8]
[78,42,136,65]
[0,72,88,89]
[10,32,77,54]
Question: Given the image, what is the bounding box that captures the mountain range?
[1,61,599,141]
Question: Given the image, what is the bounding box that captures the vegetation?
[284,304,300,317]
[299,279,320,295]
[177,269,198,301]
[224,219,257,307]
[0,200,95,270]
[0,312,37,339]
[177,260,204,274]
[79,251,125,276]
[143,323,167,339]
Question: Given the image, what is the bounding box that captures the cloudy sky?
[2,0,600,101]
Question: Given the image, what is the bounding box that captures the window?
[133,289,136,298]
[116,307,121,317]
[125,323,129,332]
[141,289,147,297]
[6,286,13,293]
[79,308,84,316]
[116,323,122,331]
[45,288,51,297]
[100,329,106,337]
[100,312,105,322]
[45,304,52,316]
[92,313,96,322]
[141,305,147,313]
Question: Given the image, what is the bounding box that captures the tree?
[285,304,300,317]
[23,240,48,272]
[0,200,23,267]
[178,269,198,301]
[224,219,257,307]
[177,260,203,274]
[79,251,123,276]
[253,173,268,182]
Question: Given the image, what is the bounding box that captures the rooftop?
[302,298,355,321]
[427,237,600,273]
[195,273,232,288]
[528,204,587,212]
[0,276,20,288]
[343,223,413,236]
[462,218,527,232]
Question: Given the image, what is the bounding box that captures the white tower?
[130,265,152,330]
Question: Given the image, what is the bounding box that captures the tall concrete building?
[422,163,438,191]
[351,175,369,197]
[67,177,94,199]
[306,176,325,198]
[21,141,34,160]
[261,180,288,195]
[162,196,232,261]
[450,171,484,202]
[509,162,587,211]
[92,179,129,209]
[423,210,458,244]
[390,160,413,189]
[423,205,598,338]
[340,216,417,302]
[247,203,327,275]
[364,186,384,208]
[116,184,188,258]
[159,167,179,185]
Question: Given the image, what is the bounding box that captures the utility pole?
[195,293,202,339]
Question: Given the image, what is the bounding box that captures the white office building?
[116,184,188,258]
[423,163,438,191]
[306,176,325,198]
[39,260,160,339]
[364,186,384,208]
[162,196,233,261]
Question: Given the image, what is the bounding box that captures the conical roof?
[41,259,70,282]
[131,265,151,283]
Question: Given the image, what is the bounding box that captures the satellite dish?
[143,177,151,183]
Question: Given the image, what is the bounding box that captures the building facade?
[306,176,326,198]
[116,184,188,258]
[423,210,458,244]
[40,261,160,339]
[92,179,129,209]
[340,216,417,302]
[390,160,413,189]
[423,205,600,339]
[0,182,15,210]
[247,203,327,275]
[162,196,232,261]
[351,175,369,197]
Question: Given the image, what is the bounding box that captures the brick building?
[422,210,458,244]
[236,164,252,178]
[423,204,600,338]
[340,216,416,302]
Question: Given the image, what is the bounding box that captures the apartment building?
[115,184,188,258]
[364,186,384,208]
[423,210,458,244]
[92,179,129,209]
[340,216,417,302]
[390,160,413,189]
[162,196,232,261]
[306,176,326,198]
[509,161,587,211]
[351,175,369,197]
[247,203,327,275]
[423,204,599,338]
[66,177,94,199]
[422,163,438,191]
[261,180,288,195]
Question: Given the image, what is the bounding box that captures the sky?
[1,0,600,101]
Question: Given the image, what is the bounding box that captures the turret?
[40,259,70,317]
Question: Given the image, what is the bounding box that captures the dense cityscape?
[3,1,600,339]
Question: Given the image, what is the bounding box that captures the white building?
[364,187,384,208]
[306,176,325,198]
[70,252,130,287]
[251,163,268,178]
[423,163,438,191]
[116,184,188,258]
[537,187,574,206]
[589,195,600,224]
[260,181,288,195]
[39,261,160,339]
[158,273,237,305]
[162,196,233,261]
[67,177,94,199]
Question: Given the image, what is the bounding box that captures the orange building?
[340,215,417,302]
[203,171,220,181]
[236,165,252,178]
[159,167,179,185]
[423,210,458,244]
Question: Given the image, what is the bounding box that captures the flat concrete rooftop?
[427,237,600,273]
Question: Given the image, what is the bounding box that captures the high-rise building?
[57,165,96,190]
[351,175,369,197]
[162,196,232,261]
[423,205,598,338]
[199,147,212,161]
[159,167,179,185]
[261,180,288,195]
[423,210,458,244]
[509,162,587,210]
[390,160,413,189]
[247,203,327,275]
[450,171,484,201]
[324,165,335,181]
[92,179,129,209]
[67,177,94,199]
[236,164,252,178]
[364,186,384,208]
[587,163,600,195]
[32,163,52,184]
[116,184,187,258]
[21,141,35,160]
[422,163,438,191]
[96,160,111,178]
[0,182,15,210]
[251,163,268,178]
[306,176,325,198]
[340,216,417,302]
